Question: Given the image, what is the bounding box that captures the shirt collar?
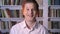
[22,20,26,28]
[22,20,38,29]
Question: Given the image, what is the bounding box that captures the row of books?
[48,21,60,34]
[51,21,60,29]
[48,9,60,17]
[2,0,60,5]
[0,21,17,30]
[48,0,60,5]
[2,0,22,5]
[0,31,9,34]
[48,9,60,34]
[0,9,23,18]
[48,21,60,29]
[1,0,43,5]
[52,32,60,34]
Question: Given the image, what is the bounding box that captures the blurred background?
[0,0,60,34]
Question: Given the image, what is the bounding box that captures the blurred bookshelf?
[48,0,60,34]
[0,0,60,34]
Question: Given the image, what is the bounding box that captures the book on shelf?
[1,21,9,30]
[54,0,60,5]
[52,32,60,34]
[48,7,51,17]
[16,10,20,18]
[49,9,56,17]
[0,9,2,17]
[4,0,11,5]
[10,10,17,18]
[48,0,51,5]
[4,0,20,5]
[48,0,60,5]
[1,8,14,18]
[13,0,20,5]
[11,0,14,5]
[17,0,20,5]
[37,9,43,17]
[11,0,20,5]
[53,9,57,17]
[48,21,51,29]
[54,9,60,17]
[13,0,16,5]
[0,21,9,34]
[0,20,2,30]
[19,10,24,18]
[59,22,60,29]
[1,21,6,29]
[51,0,54,5]
[15,0,17,5]
[4,0,7,5]
[51,21,60,29]
[48,9,60,17]
[56,9,60,17]
[4,9,10,18]
[2,32,9,34]
[0,8,24,18]
[2,0,43,5]
[5,9,20,18]
[8,0,11,5]
[5,21,11,29]
[11,10,20,18]
[1,9,6,18]
[20,0,23,5]
[0,0,3,5]
[0,21,17,30]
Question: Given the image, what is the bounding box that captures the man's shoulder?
[11,20,25,29]
[37,23,48,30]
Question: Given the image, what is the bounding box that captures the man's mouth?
[28,15,33,17]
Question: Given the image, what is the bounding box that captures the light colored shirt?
[10,20,49,34]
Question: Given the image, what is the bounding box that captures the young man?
[10,0,49,34]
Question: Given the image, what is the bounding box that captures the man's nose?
[29,9,33,14]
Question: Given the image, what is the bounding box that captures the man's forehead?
[25,3,34,7]
[24,3,36,9]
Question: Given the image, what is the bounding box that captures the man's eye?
[32,9,36,11]
[27,9,29,11]
[33,9,36,10]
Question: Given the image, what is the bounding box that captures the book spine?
[15,0,17,5]
[48,0,51,5]
[19,10,23,18]
[11,0,13,5]
[0,20,2,30]
[4,9,10,18]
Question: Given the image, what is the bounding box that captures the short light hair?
[22,0,39,11]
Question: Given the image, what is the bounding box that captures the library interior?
[0,0,60,34]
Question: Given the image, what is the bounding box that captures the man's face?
[23,3,37,21]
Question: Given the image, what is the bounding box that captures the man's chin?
[28,18,35,21]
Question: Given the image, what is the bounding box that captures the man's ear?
[21,9,25,17]
[36,10,39,17]
[22,8,25,16]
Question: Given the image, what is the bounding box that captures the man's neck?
[25,20,36,29]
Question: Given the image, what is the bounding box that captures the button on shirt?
[10,20,49,34]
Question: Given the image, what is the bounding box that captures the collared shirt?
[10,20,49,34]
